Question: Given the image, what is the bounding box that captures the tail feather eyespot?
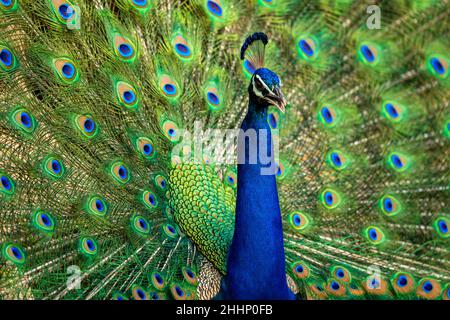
[130,215,151,236]
[31,211,56,234]
[2,243,26,265]
[75,115,98,138]
[116,81,139,109]
[53,58,79,84]
[391,272,415,294]
[43,156,65,179]
[0,173,15,196]
[110,161,130,184]
[364,226,386,245]
[78,237,98,257]
[0,46,17,71]
[358,42,380,66]
[416,278,442,300]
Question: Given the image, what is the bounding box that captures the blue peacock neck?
[222,97,295,300]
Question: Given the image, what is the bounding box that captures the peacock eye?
[255,79,264,91]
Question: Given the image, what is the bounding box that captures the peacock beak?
[265,87,287,113]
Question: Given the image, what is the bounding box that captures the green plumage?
[0,0,449,300]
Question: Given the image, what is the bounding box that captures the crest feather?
[240,32,268,72]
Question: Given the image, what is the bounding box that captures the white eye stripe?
[255,74,275,95]
[252,78,264,98]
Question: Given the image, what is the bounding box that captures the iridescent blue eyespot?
[1,175,11,191]
[175,286,184,296]
[369,229,377,241]
[137,289,145,299]
[1,173,14,195]
[321,107,333,124]
[331,152,341,167]
[123,90,136,104]
[155,273,163,284]
[62,63,75,79]
[139,218,148,230]
[163,84,176,95]
[41,213,51,226]
[383,198,393,212]
[369,278,380,289]
[207,92,219,105]
[83,118,94,133]
[385,103,398,118]
[155,175,167,190]
[423,281,433,293]
[276,165,282,177]
[175,44,190,57]
[336,268,344,278]
[133,0,147,5]
[293,214,301,226]
[207,0,223,17]
[19,112,31,128]
[360,45,374,63]
[330,281,340,291]
[58,4,74,20]
[430,57,445,75]
[299,40,313,57]
[85,239,94,250]
[12,247,22,258]
[380,194,403,217]
[186,269,194,278]
[118,166,127,179]
[0,48,12,67]
[79,237,98,257]
[324,191,334,206]
[2,243,26,265]
[438,219,448,234]
[52,160,61,174]
[391,154,403,169]
[397,275,408,287]
[143,144,152,155]
[95,199,104,212]
[119,44,133,57]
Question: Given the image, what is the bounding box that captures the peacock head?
[249,67,286,113]
[241,32,286,113]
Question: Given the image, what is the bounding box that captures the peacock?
[0,0,449,301]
